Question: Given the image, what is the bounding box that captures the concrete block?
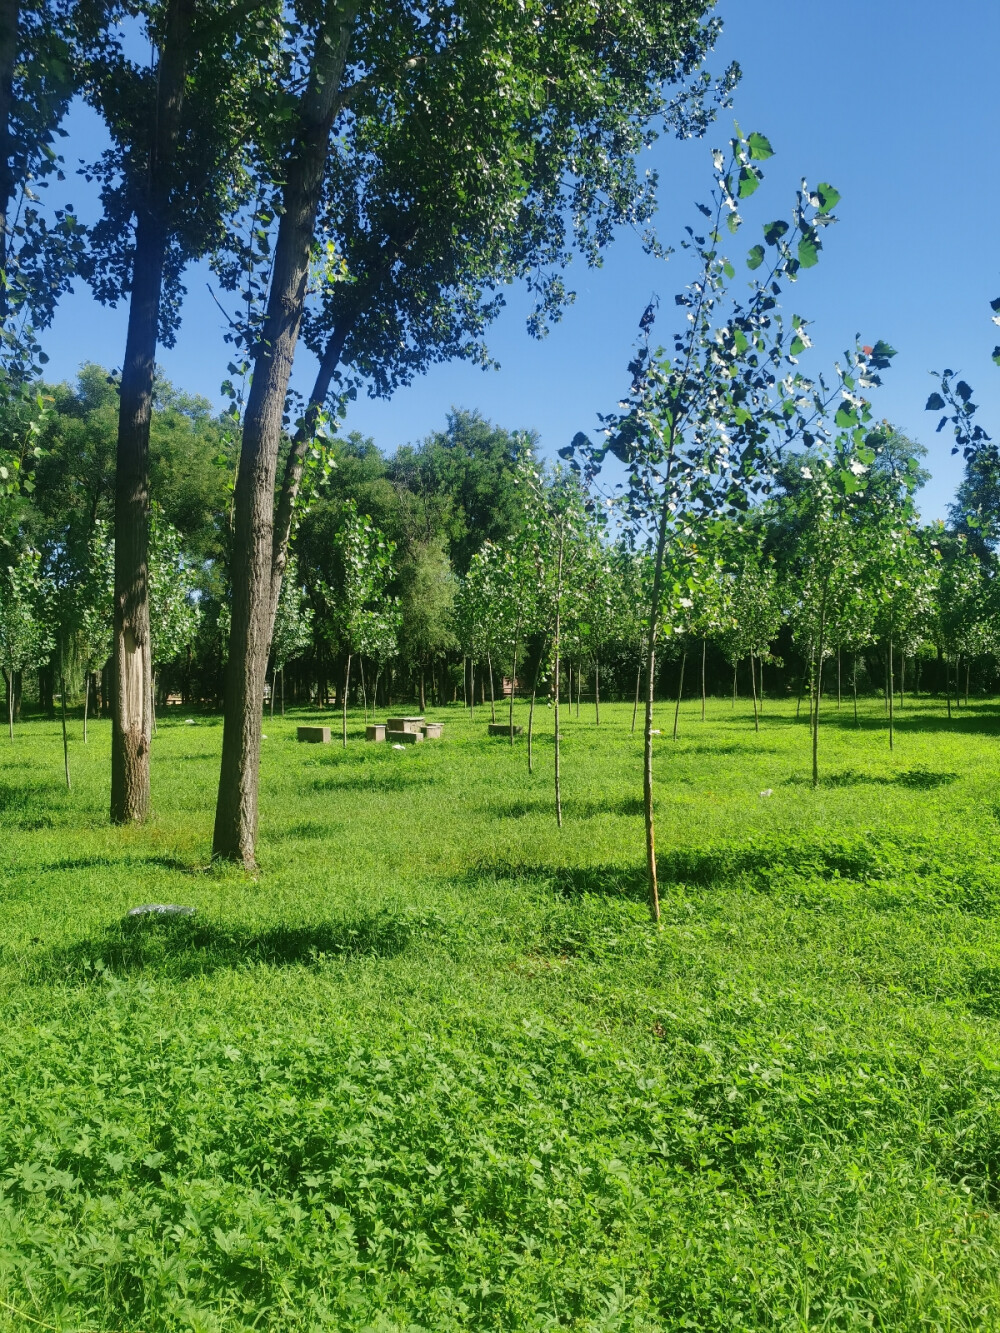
[366,724,387,742]
[297,725,331,743]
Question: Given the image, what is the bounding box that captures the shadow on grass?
[0,779,65,828]
[260,819,336,843]
[783,768,959,790]
[471,832,939,902]
[495,795,645,820]
[313,770,433,795]
[37,853,194,874]
[31,910,418,982]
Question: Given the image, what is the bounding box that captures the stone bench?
[423,723,444,740]
[366,724,387,742]
[488,722,523,736]
[391,730,423,744]
[387,715,425,735]
[297,725,331,743]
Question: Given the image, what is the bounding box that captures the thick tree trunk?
[214,9,357,866]
[111,0,193,824]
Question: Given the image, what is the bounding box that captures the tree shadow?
[783,768,959,790]
[313,770,433,794]
[493,795,645,820]
[0,780,64,828]
[36,853,194,874]
[30,910,417,983]
[470,861,648,901]
[260,819,335,843]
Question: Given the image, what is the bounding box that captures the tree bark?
[111,0,194,824]
[213,7,357,865]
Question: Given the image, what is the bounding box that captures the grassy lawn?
[3,695,1000,1330]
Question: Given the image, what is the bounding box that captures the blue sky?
[38,0,1000,522]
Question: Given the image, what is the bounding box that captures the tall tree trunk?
[419,667,425,714]
[213,8,357,867]
[672,650,686,741]
[470,661,475,722]
[946,654,952,720]
[888,636,894,751]
[82,671,89,744]
[59,671,70,789]
[342,652,351,747]
[487,653,495,723]
[594,657,600,726]
[631,665,640,735]
[749,653,759,733]
[111,0,194,824]
[5,668,12,740]
[732,662,737,708]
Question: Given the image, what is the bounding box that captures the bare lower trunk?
[342,652,351,747]
[59,672,70,789]
[419,666,425,714]
[732,663,737,708]
[470,661,475,722]
[853,654,859,727]
[360,657,368,722]
[837,647,841,710]
[672,651,686,741]
[631,666,640,734]
[213,9,357,867]
[509,617,520,744]
[594,658,600,726]
[946,654,952,720]
[5,668,12,740]
[83,672,90,744]
[811,654,822,786]
[749,654,759,733]
[487,654,495,723]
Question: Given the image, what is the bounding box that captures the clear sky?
[37,0,1000,522]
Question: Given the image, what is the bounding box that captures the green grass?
[3,694,1000,1330]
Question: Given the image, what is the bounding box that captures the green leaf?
[737,166,760,199]
[815,182,841,214]
[722,260,735,279]
[727,211,741,234]
[790,335,805,357]
[797,234,820,268]
[747,132,774,161]
[835,404,857,428]
[925,392,946,412]
[763,219,789,246]
[992,346,1000,367]
[746,245,765,271]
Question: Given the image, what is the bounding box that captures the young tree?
[77,518,114,741]
[573,128,895,919]
[148,510,200,727]
[0,546,52,738]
